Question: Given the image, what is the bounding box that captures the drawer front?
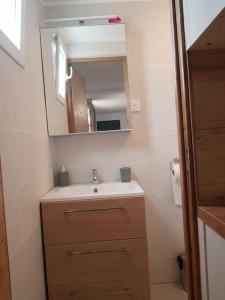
[45,239,149,285]
[0,239,11,300]
[48,280,151,300]
[42,197,146,244]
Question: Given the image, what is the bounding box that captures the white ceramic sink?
[41,181,144,202]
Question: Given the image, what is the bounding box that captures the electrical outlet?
[131,99,141,112]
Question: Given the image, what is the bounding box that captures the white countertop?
[41,181,144,202]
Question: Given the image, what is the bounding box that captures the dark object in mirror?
[97,120,121,131]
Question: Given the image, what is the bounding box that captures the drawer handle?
[63,206,124,214]
[69,288,131,297]
[67,247,128,256]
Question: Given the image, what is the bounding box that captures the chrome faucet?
[92,169,99,184]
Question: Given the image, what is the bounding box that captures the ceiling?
[41,0,152,6]
[60,24,125,44]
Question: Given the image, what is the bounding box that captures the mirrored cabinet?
[40,23,131,136]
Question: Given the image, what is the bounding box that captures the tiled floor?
[151,283,188,300]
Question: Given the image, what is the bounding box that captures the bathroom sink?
[41,181,144,202]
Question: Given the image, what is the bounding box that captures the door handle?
[67,247,128,256]
[69,288,131,297]
[63,206,124,214]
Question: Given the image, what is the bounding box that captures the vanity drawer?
[48,280,150,300]
[41,197,146,244]
[45,238,149,285]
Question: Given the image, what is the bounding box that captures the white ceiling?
[41,0,152,7]
[60,24,125,44]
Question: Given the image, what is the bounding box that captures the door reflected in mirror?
[40,23,131,136]
[68,58,128,133]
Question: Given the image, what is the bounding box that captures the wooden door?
[67,68,89,133]
[171,1,201,299]
[0,161,11,300]
[66,81,76,133]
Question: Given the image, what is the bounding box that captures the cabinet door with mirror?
[40,22,131,136]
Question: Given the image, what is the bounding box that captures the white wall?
[183,0,225,49]
[44,0,184,284]
[0,0,54,299]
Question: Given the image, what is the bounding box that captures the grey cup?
[120,167,131,182]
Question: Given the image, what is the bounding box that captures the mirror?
[40,22,130,136]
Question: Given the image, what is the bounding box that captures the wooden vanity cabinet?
[41,196,150,300]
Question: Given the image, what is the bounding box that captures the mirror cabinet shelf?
[51,128,133,138]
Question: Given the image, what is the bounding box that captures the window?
[55,34,67,104]
[0,0,25,66]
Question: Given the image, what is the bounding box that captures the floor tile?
[151,283,188,300]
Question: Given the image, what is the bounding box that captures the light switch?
[131,99,141,112]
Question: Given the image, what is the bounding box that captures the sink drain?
[93,188,98,193]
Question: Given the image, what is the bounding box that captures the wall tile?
[75,130,152,167]
[9,227,46,300]
[128,65,174,99]
[149,257,180,284]
[148,195,183,226]
[0,131,53,192]
[20,172,54,241]
[131,97,177,131]
[147,97,177,129]
[149,224,185,259]
[53,135,77,170]
[127,32,145,66]
[142,27,173,65]
[3,190,23,258]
